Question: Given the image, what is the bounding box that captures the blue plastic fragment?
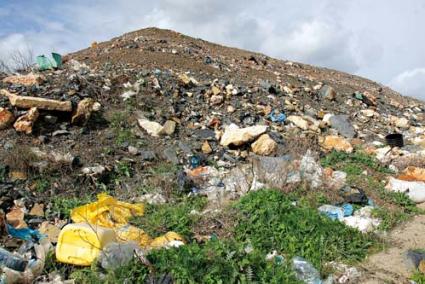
[190,156,201,168]
[268,111,286,123]
[342,204,354,217]
[6,224,45,242]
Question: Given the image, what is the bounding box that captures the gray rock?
[193,129,215,140]
[163,148,179,164]
[319,85,337,101]
[178,141,192,156]
[329,115,356,138]
[140,150,156,161]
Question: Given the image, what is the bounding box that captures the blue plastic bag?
[6,224,44,242]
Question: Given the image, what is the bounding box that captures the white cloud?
[390,68,425,99]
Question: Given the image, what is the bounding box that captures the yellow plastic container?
[56,223,116,266]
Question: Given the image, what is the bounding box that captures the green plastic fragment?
[36,53,62,70]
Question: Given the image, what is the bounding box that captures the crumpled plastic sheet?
[70,193,183,248]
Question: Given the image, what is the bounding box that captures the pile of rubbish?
[0,27,425,282]
[0,194,183,283]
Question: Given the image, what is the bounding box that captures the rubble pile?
[0,27,424,282]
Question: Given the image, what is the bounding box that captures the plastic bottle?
[292,256,322,284]
[0,247,28,272]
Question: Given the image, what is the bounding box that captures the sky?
[0,0,424,100]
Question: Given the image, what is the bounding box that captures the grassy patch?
[108,111,136,145]
[321,151,393,174]
[130,196,207,239]
[72,240,300,284]
[63,190,377,283]
[234,190,375,271]
[148,162,179,175]
[50,195,93,219]
[411,271,425,284]
[34,178,51,193]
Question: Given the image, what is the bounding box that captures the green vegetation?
[411,271,425,284]
[321,150,420,230]
[109,111,136,145]
[148,162,179,175]
[74,189,376,283]
[235,190,375,270]
[50,195,93,219]
[321,151,393,174]
[130,196,207,239]
[34,178,50,193]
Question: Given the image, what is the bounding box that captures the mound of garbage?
[0,27,425,283]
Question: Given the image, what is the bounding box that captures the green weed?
[234,190,375,271]
[130,196,207,239]
[321,151,393,174]
[50,195,93,219]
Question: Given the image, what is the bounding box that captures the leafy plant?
[234,190,375,271]
[321,151,393,174]
[130,196,207,239]
[50,195,93,219]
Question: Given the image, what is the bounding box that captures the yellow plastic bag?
[71,193,144,228]
[68,193,184,248]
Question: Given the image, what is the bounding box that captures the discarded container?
[0,247,28,272]
[385,133,404,148]
[1,238,52,284]
[292,256,322,284]
[56,223,117,266]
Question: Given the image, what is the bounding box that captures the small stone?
[321,135,353,153]
[138,117,164,137]
[44,115,58,124]
[319,85,337,101]
[29,203,44,217]
[39,222,61,243]
[211,86,221,96]
[71,98,100,125]
[329,115,356,138]
[2,89,72,112]
[3,73,43,86]
[178,74,198,86]
[128,146,139,156]
[220,124,268,147]
[6,206,26,228]
[390,116,410,129]
[13,107,39,134]
[163,148,179,164]
[251,134,277,156]
[287,115,319,131]
[201,141,213,154]
[210,95,224,105]
[161,120,176,135]
[140,150,156,161]
[0,108,15,130]
[227,105,235,113]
